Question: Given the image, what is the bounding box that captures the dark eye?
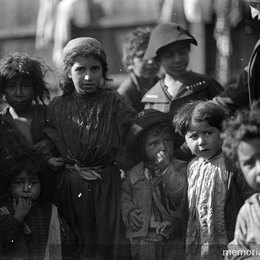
[5,83,15,90]
[22,85,32,89]
[13,180,23,186]
[190,134,198,140]
[31,180,40,185]
[91,66,101,72]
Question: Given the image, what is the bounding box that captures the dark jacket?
[224,156,255,242]
[117,72,159,112]
[142,71,223,114]
[214,39,260,112]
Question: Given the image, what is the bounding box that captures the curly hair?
[61,43,109,96]
[221,102,260,163]
[173,100,229,137]
[0,148,53,203]
[122,27,152,70]
[0,52,50,104]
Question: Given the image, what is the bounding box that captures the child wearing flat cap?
[121,109,187,260]
[142,22,223,114]
[42,37,137,259]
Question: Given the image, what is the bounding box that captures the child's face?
[69,55,103,95]
[185,120,222,159]
[132,49,160,79]
[4,78,34,113]
[159,42,189,78]
[144,129,174,163]
[11,170,41,202]
[237,138,260,191]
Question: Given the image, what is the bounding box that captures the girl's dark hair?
[60,44,110,96]
[222,102,260,162]
[0,52,50,104]
[0,148,52,203]
[173,100,228,137]
[122,27,152,69]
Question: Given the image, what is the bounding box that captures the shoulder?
[236,194,260,223]
[245,193,260,205]
[49,95,65,106]
[117,76,137,95]
[142,80,169,103]
[172,157,187,170]
[185,71,222,89]
[127,161,145,184]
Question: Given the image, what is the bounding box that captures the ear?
[68,73,72,79]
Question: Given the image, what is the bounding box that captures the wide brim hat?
[144,22,197,60]
[126,109,172,153]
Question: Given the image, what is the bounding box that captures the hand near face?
[13,197,32,222]
[128,209,144,231]
[155,150,170,171]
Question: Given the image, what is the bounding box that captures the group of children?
[0,18,260,260]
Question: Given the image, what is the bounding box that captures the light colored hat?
[63,37,102,58]
[144,22,197,60]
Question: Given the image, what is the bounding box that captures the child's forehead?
[187,120,212,132]
[145,125,171,137]
[13,170,38,179]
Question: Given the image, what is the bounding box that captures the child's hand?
[128,209,144,231]
[13,198,32,222]
[32,140,49,154]
[156,221,172,239]
[47,157,65,171]
[155,151,170,171]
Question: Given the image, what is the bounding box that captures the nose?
[15,86,22,97]
[158,141,167,151]
[23,181,31,192]
[198,135,206,146]
[84,74,90,80]
[172,53,182,63]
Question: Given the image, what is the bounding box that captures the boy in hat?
[121,109,187,260]
[141,22,223,114]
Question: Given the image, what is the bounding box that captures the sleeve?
[0,213,23,246]
[235,169,255,202]
[43,99,61,145]
[213,69,249,113]
[117,94,137,136]
[208,76,224,96]
[227,204,254,260]
[120,175,137,228]
[161,160,188,209]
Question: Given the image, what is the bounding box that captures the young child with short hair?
[117,27,160,112]
[173,100,254,260]
[121,109,187,260]
[0,149,62,259]
[222,103,260,259]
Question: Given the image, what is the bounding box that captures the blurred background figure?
[117,27,160,112]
